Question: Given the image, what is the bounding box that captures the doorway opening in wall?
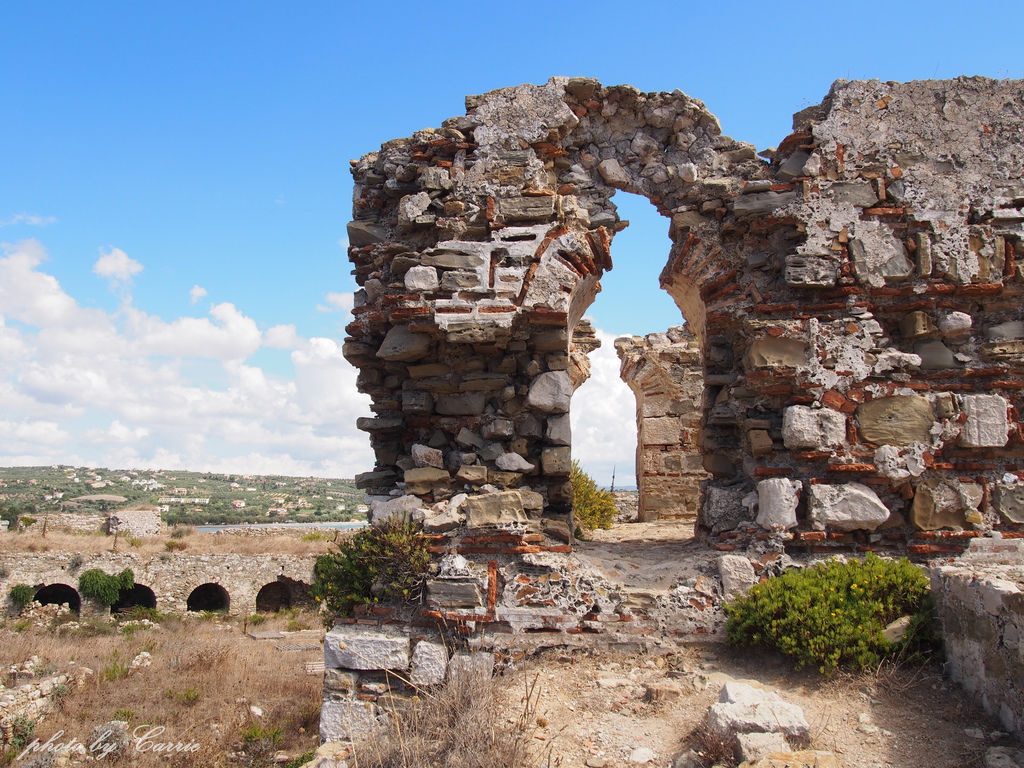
[570,191,706,545]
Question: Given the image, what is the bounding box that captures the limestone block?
[481,418,513,439]
[915,339,956,370]
[960,394,1009,448]
[397,191,431,227]
[746,337,808,369]
[782,405,846,450]
[448,651,494,687]
[733,189,799,216]
[435,393,487,416]
[718,555,757,601]
[410,640,449,687]
[498,195,556,222]
[987,320,1024,340]
[456,465,488,484]
[708,681,809,740]
[422,507,464,533]
[831,181,878,207]
[519,488,544,511]
[427,579,483,609]
[546,414,571,446]
[456,428,484,448]
[402,390,434,414]
[735,732,790,763]
[849,228,914,287]
[994,483,1024,524]
[376,326,432,362]
[404,265,439,292]
[320,699,380,742]
[541,446,572,475]
[369,494,423,525]
[324,625,410,671]
[403,467,450,495]
[347,220,386,247]
[527,371,571,413]
[496,452,535,472]
[323,669,358,695]
[857,396,933,445]
[900,311,937,339]
[642,416,682,445]
[740,751,842,768]
[411,443,444,469]
[755,478,800,531]
[705,487,752,533]
[911,478,977,530]
[785,255,838,287]
[938,311,973,337]
[749,429,774,457]
[808,483,890,532]
[597,158,630,188]
[464,491,527,527]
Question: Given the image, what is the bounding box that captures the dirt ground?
[499,644,1007,768]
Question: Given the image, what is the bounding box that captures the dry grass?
[349,668,541,768]
[1,611,323,767]
[0,527,355,557]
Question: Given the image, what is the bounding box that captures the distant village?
[0,465,368,528]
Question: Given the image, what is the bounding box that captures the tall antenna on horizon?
[610,465,616,493]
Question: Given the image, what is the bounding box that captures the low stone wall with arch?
[345,75,1024,556]
[0,552,317,616]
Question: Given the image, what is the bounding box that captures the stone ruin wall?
[345,75,1024,558]
[616,326,705,523]
[0,551,317,615]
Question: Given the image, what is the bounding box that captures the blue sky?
[2,1,1020,484]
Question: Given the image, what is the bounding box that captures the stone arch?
[186,582,230,612]
[111,583,157,613]
[347,75,1024,547]
[345,78,761,523]
[34,583,80,613]
[255,576,311,612]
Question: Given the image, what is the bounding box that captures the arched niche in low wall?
[34,583,81,613]
[345,75,1024,543]
[187,582,230,613]
[112,583,157,613]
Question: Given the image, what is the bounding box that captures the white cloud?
[0,213,57,227]
[0,239,376,478]
[189,284,207,304]
[265,324,300,349]
[93,247,143,282]
[570,326,638,488]
[318,291,354,313]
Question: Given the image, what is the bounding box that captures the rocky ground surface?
[500,644,1015,768]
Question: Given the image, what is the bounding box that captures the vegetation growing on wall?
[78,568,135,608]
[311,518,430,620]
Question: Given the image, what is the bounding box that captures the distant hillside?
[0,465,367,526]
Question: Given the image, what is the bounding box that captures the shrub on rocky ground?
[725,553,940,674]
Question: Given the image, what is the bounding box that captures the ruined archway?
[255,577,311,612]
[187,583,230,612]
[34,583,80,613]
[111,584,157,613]
[346,76,1024,557]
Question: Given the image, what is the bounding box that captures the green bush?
[725,553,939,674]
[311,517,430,620]
[571,461,615,531]
[78,568,134,607]
[9,583,35,610]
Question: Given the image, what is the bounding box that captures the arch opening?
[255,577,312,612]
[571,190,709,528]
[34,583,81,613]
[112,584,157,613]
[187,583,230,612]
